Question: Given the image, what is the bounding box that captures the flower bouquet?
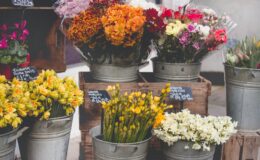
[90,84,173,159]
[0,21,30,79]
[146,5,230,81]
[0,76,33,159]
[153,109,237,160]
[18,70,84,160]
[224,37,260,130]
[55,0,159,82]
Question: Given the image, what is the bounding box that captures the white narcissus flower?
[128,0,160,11]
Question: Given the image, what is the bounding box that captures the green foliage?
[0,41,28,65]
[226,37,260,69]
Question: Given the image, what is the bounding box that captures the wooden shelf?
[0,7,53,10]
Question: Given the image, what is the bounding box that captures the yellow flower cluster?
[101,4,146,47]
[102,84,173,143]
[166,20,187,36]
[28,70,84,120]
[0,76,31,129]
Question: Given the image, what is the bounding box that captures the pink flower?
[22,29,29,36]
[0,38,8,49]
[10,32,17,40]
[20,20,27,29]
[19,35,27,41]
[14,23,20,29]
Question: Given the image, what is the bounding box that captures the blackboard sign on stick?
[12,0,34,7]
[88,90,110,104]
[169,87,193,101]
[12,66,38,81]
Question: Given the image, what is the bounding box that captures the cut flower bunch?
[101,84,173,143]
[28,70,84,120]
[153,109,237,151]
[147,6,230,63]
[55,0,156,65]
[226,37,260,69]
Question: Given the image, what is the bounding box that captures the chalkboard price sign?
[12,0,34,7]
[169,87,193,101]
[12,66,38,82]
[88,90,110,104]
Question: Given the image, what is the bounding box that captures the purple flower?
[188,24,195,32]
[179,31,190,46]
[192,42,200,51]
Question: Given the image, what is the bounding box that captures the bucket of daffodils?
[153,109,237,160]
[89,84,173,160]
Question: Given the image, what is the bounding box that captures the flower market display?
[0,21,30,79]
[224,37,260,130]
[153,109,237,159]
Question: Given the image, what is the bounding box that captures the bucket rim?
[90,126,152,145]
[152,58,201,65]
[224,63,260,72]
[44,115,73,122]
[0,128,18,137]
[91,63,139,68]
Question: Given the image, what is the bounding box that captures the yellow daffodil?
[166,20,187,36]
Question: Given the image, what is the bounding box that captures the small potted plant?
[90,84,173,160]
[55,0,158,82]
[225,37,260,130]
[147,5,229,81]
[0,76,31,160]
[153,109,237,160]
[0,20,30,79]
[18,70,84,160]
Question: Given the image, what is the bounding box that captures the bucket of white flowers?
[153,109,237,160]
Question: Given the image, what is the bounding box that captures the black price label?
[12,66,38,82]
[169,87,193,101]
[88,90,110,104]
[12,0,34,7]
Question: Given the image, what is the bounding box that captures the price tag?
[12,66,38,81]
[169,87,193,101]
[12,0,34,7]
[88,90,110,104]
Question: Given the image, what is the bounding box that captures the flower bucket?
[153,60,201,82]
[90,126,151,160]
[162,141,215,160]
[225,64,260,130]
[18,116,73,160]
[0,128,28,160]
[90,63,140,82]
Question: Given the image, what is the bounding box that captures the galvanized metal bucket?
[90,126,151,160]
[0,128,27,160]
[90,63,139,82]
[162,141,215,160]
[153,60,201,81]
[18,116,73,160]
[225,64,260,130]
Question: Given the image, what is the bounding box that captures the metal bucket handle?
[109,144,138,153]
[7,127,29,143]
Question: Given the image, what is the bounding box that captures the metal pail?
[225,64,260,130]
[163,141,215,160]
[18,116,73,160]
[90,126,151,160]
[153,60,201,82]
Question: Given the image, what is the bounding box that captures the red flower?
[214,29,227,43]
[145,9,165,33]
[161,8,173,19]
[186,9,203,22]
[257,63,260,69]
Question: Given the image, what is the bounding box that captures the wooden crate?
[79,72,211,160]
[222,131,260,160]
[0,6,66,72]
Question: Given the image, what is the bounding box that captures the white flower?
[202,8,217,16]
[192,143,202,150]
[196,24,210,38]
[128,0,159,11]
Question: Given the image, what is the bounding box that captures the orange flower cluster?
[67,8,103,44]
[101,4,146,47]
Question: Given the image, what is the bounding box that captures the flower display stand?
[79,72,211,160]
[0,3,66,72]
[221,131,260,160]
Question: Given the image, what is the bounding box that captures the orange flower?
[153,112,165,128]
[101,4,146,47]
